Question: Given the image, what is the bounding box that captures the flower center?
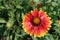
[33,17,40,25]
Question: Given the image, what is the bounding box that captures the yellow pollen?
[33,18,40,24]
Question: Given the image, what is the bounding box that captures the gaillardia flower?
[22,9,52,37]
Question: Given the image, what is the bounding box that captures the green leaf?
[0,24,3,28]
[46,0,51,3]
[45,34,54,40]
[32,36,38,40]
[43,6,47,10]
[53,11,56,15]
[0,0,2,2]
[0,18,6,23]
[0,5,5,9]
[50,6,54,11]
[52,2,58,7]
[21,12,24,20]
[16,12,20,22]
[6,35,10,40]
[10,35,12,40]
[57,0,60,4]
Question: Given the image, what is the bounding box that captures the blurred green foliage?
[0,0,60,40]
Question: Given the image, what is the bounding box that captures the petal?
[38,27,42,37]
[23,14,33,22]
[34,30,37,37]
[31,9,38,17]
[34,28,38,37]
[38,26,47,37]
[23,22,32,29]
[38,10,47,19]
[41,26,47,32]
[23,22,34,34]
[37,27,40,37]
[27,26,33,34]
[40,30,46,37]
[41,16,51,27]
[30,28,35,36]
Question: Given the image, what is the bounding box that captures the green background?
[0,0,60,40]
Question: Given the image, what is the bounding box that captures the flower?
[37,4,41,8]
[30,1,34,5]
[22,9,52,37]
[58,19,60,25]
[6,22,12,28]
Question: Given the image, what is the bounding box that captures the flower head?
[22,9,52,37]
[30,1,34,5]
[6,22,12,28]
[58,19,60,25]
[37,4,41,8]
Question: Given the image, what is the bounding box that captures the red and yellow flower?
[22,9,52,37]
